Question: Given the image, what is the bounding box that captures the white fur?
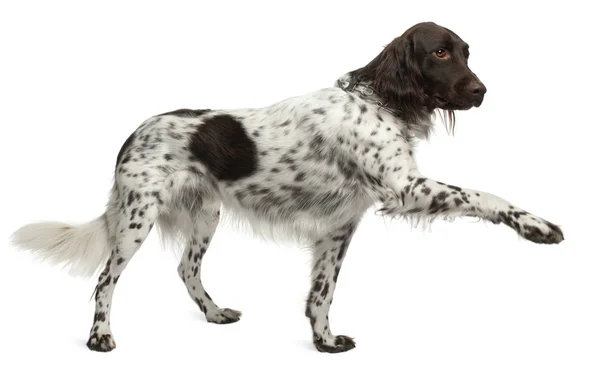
[11,216,111,277]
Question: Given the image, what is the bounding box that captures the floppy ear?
[372,36,426,124]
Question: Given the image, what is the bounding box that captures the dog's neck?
[335,74,385,107]
[334,73,435,139]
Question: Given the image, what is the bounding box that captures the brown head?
[350,22,486,129]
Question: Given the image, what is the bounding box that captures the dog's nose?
[466,82,487,97]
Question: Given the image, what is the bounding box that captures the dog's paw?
[498,210,564,244]
[86,332,116,352]
[521,219,564,244]
[314,335,356,353]
[206,308,242,324]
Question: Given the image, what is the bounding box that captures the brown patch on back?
[188,114,258,181]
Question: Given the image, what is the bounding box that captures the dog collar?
[336,75,396,115]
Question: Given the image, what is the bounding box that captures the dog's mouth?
[433,95,449,108]
[434,95,483,110]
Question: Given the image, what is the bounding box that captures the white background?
[1,1,598,369]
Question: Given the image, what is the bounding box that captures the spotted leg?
[177,205,241,324]
[306,220,359,353]
[86,201,158,352]
[379,174,564,244]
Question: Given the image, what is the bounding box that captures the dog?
[11,22,564,354]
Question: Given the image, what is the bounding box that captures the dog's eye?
[435,49,448,58]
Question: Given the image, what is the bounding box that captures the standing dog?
[12,22,563,353]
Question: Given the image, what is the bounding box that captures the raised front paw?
[498,210,564,244]
[522,220,564,244]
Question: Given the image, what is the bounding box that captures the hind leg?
[177,203,241,324]
[86,200,158,352]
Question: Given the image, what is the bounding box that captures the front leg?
[350,115,562,243]
[379,175,564,244]
[306,220,359,353]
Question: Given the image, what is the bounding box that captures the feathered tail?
[11,215,112,277]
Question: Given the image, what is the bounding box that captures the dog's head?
[351,22,486,126]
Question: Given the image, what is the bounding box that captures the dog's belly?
[218,166,374,239]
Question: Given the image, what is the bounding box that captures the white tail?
[11,215,111,277]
